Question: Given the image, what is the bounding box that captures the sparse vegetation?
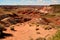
[43,12,60,18]
[49,30,60,40]
[44,27,52,30]
[36,37,46,40]
[42,25,52,30]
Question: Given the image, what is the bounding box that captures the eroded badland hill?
[0,5,60,40]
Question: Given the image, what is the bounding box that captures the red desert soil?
[0,6,59,40]
[2,17,57,40]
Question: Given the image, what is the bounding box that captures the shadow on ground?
[0,33,13,39]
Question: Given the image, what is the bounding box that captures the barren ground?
[2,16,57,40]
[0,6,60,40]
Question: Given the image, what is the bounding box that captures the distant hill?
[50,5,60,13]
[0,5,60,14]
[0,5,44,9]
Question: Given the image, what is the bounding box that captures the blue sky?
[0,0,60,5]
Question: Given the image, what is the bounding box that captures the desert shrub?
[43,25,52,30]
[45,27,52,30]
[36,28,39,31]
[10,26,15,31]
[8,19,17,24]
[36,37,46,40]
[36,32,40,34]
